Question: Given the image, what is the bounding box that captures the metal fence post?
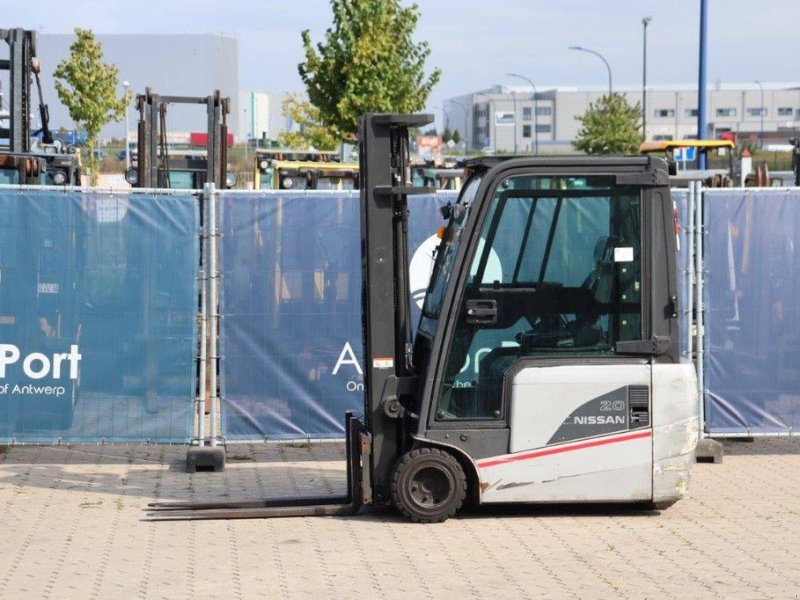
[195,266,207,447]
[686,185,695,362]
[193,187,209,448]
[694,181,706,438]
[208,183,220,446]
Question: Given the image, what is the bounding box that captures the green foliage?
[299,0,441,140]
[277,93,339,150]
[53,28,129,184]
[442,126,452,142]
[737,137,758,157]
[573,93,642,155]
[452,129,461,145]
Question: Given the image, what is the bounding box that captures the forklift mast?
[134,88,230,188]
[358,113,433,503]
[0,28,35,153]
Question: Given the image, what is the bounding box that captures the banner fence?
[0,187,199,443]
[1,184,798,443]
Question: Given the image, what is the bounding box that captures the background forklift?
[0,27,81,186]
[638,139,735,187]
[150,113,699,523]
[125,88,236,189]
[253,149,359,191]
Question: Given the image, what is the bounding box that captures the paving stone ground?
[0,438,798,599]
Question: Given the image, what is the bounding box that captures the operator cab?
[396,155,696,520]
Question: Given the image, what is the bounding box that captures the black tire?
[391,447,467,523]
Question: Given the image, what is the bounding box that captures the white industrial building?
[445,83,800,153]
[238,91,271,143]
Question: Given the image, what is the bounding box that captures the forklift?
[253,148,359,191]
[125,88,236,189]
[149,113,699,523]
[0,28,81,186]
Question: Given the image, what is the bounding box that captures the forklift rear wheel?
[391,447,467,523]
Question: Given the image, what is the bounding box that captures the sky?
[9,0,800,127]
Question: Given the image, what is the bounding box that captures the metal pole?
[195,187,209,448]
[123,80,130,171]
[207,182,220,446]
[196,265,207,447]
[755,80,764,149]
[693,181,706,438]
[507,72,539,154]
[569,46,612,95]
[511,91,518,154]
[686,185,695,363]
[697,0,708,168]
[642,17,651,139]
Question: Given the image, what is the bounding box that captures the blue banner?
[0,189,198,442]
[704,189,800,434]
[219,191,456,440]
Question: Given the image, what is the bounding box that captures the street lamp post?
[123,80,130,171]
[569,46,612,96]
[507,72,538,154]
[510,90,518,154]
[642,17,652,140]
[755,80,765,149]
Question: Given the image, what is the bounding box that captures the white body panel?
[477,433,652,503]
[470,361,700,506]
[479,364,653,504]
[508,364,651,452]
[651,362,700,504]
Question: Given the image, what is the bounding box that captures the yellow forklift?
[254,149,358,190]
[639,139,735,187]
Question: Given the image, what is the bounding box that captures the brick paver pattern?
[0,438,798,599]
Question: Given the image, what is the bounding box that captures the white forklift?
[150,113,699,523]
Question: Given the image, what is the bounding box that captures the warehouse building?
[445,83,800,153]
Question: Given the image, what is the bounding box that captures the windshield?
[420,174,483,325]
[259,168,275,189]
[167,171,195,189]
[317,176,356,190]
[0,169,20,185]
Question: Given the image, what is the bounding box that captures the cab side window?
[435,176,642,422]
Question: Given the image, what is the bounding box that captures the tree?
[277,93,339,150]
[452,129,461,145]
[573,93,642,155]
[53,28,129,185]
[442,126,452,142]
[299,0,441,140]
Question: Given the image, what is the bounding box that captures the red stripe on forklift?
[477,430,653,469]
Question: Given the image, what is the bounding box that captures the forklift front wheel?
[391,447,467,523]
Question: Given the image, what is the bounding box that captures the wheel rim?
[408,466,453,508]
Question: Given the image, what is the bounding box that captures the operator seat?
[573,235,618,347]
